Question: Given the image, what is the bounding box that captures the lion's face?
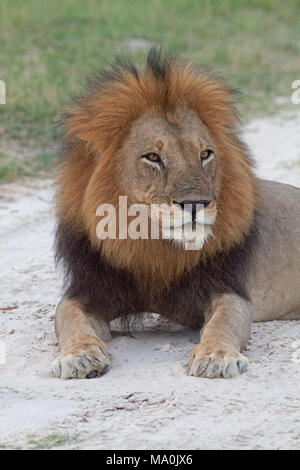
[119,109,218,248]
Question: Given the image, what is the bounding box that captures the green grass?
[0,152,57,181]
[28,434,71,450]
[0,442,22,450]
[0,0,300,180]
[0,434,73,450]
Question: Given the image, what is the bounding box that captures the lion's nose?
[174,199,212,209]
[173,199,212,223]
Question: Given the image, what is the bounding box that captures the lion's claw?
[189,345,249,379]
[52,349,111,379]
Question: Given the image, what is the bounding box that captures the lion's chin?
[162,223,214,251]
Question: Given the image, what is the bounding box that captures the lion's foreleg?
[52,296,111,379]
[189,294,252,378]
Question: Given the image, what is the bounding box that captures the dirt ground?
[0,113,300,450]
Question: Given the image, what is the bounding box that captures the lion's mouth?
[146,202,217,249]
[162,218,215,251]
[167,208,217,230]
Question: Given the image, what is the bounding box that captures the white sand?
[0,113,300,450]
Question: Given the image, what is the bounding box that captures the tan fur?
[189,294,251,378]
[52,298,111,379]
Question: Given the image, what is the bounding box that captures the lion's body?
[52,49,300,380]
[247,180,300,322]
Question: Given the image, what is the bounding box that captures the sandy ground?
[0,112,300,450]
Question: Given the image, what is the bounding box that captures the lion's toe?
[188,346,249,379]
[52,349,111,380]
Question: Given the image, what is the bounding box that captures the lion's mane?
[55,49,259,327]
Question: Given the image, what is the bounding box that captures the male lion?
[52,49,300,379]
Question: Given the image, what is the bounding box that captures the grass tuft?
[28,434,71,450]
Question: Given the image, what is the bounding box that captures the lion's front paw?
[188,344,249,379]
[52,339,111,379]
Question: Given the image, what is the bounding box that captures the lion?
[52,48,300,380]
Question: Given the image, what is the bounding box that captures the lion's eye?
[200,149,214,163]
[142,152,163,166]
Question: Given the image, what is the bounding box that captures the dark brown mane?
[55,214,260,328]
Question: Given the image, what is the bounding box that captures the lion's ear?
[61,105,110,155]
[173,69,239,140]
[61,71,148,155]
